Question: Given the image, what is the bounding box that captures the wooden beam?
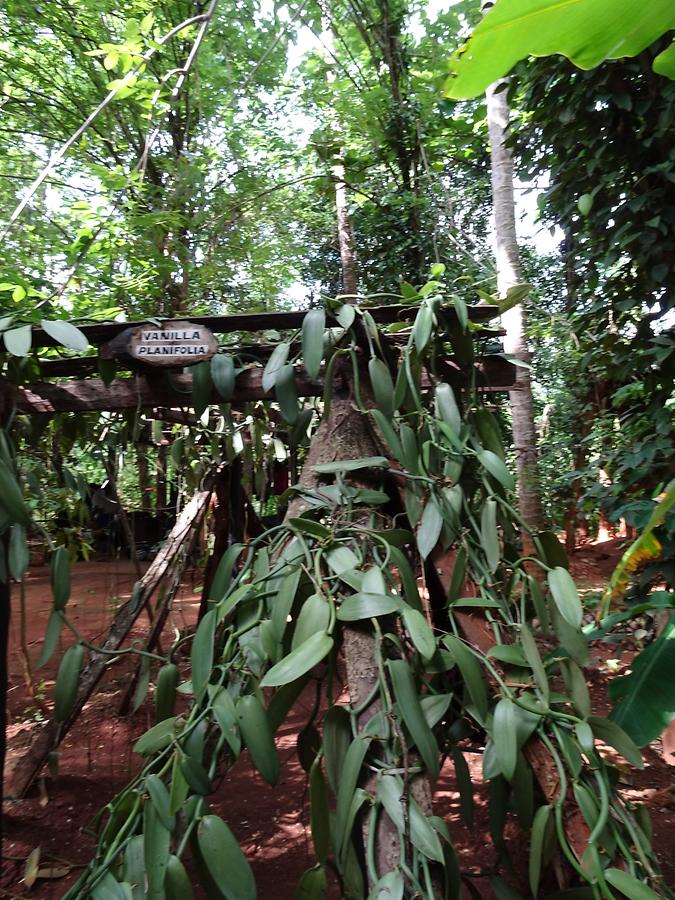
[36,325,506,380]
[11,357,517,415]
[2,304,499,351]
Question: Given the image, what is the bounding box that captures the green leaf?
[325,545,360,576]
[609,613,675,746]
[477,449,515,491]
[577,193,593,216]
[335,737,370,857]
[388,658,440,778]
[562,660,591,719]
[451,748,474,826]
[519,624,549,700]
[337,592,399,621]
[37,611,63,668]
[309,760,330,863]
[260,632,333,687]
[274,364,299,425]
[209,544,243,603]
[368,357,395,417]
[191,608,215,701]
[122,834,145,899]
[155,663,179,723]
[198,815,256,900]
[292,594,330,649]
[370,409,403,462]
[165,855,194,900]
[180,755,212,795]
[50,546,71,610]
[334,303,355,329]
[236,695,279,785]
[91,872,131,900]
[413,304,432,352]
[262,341,289,391]
[143,803,171,900]
[41,319,89,351]
[312,456,389,474]
[4,324,32,356]
[443,634,488,721]
[132,657,151,713]
[417,494,443,559]
[0,460,30,525]
[552,605,588,666]
[420,693,452,729]
[133,717,179,756]
[302,308,325,379]
[192,360,213,417]
[488,644,529,666]
[604,868,660,900]
[481,498,500,573]
[293,867,327,900]
[213,688,241,756]
[529,804,552,896]
[54,644,84,722]
[534,531,569,570]
[588,716,643,768]
[547,567,582,629]
[435,383,461,434]
[145,775,175,830]
[654,38,675,78]
[211,354,236,401]
[445,0,675,100]
[8,524,28,580]
[370,870,404,900]
[408,799,444,862]
[493,699,518,780]
[402,607,436,660]
[322,705,351,794]
[288,518,331,540]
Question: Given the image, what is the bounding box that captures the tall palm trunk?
[486,80,543,551]
[333,159,359,294]
[324,21,359,295]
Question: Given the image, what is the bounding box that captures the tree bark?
[486,80,544,553]
[323,22,359,296]
[333,160,359,295]
[287,372,436,889]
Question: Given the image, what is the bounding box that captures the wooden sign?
[107,320,218,368]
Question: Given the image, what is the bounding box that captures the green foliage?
[516,46,675,539]
[37,294,667,899]
[446,0,675,99]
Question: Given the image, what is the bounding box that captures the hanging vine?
[7,281,670,899]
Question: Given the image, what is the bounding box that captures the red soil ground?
[1,540,674,898]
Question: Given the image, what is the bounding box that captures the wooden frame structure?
[3,304,517,417]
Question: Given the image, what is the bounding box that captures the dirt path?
[2,546,673,897]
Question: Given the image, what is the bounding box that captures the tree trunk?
[486,80,544,553]
[287,374,435,889]
[333,160,359,295]
[324,21,359,296]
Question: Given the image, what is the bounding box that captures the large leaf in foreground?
[609,613,675,746]
[446,0,675,99]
